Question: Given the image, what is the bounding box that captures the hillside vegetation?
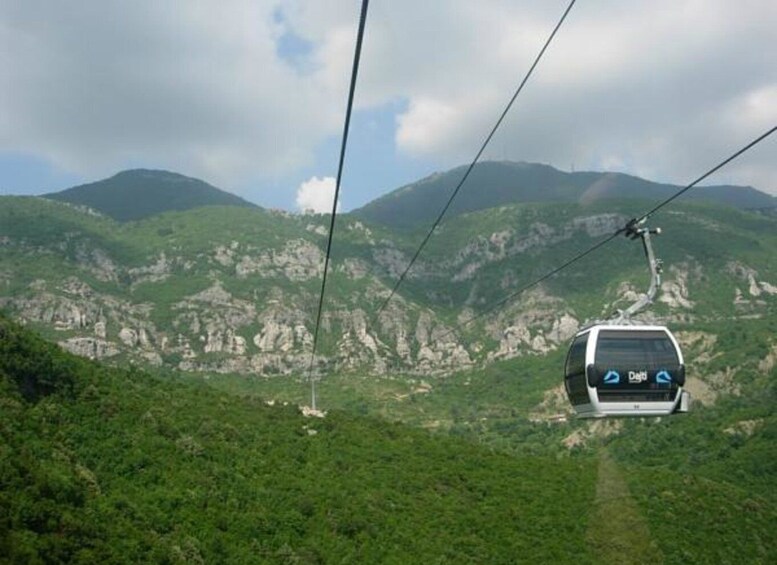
[2,192,776,381]
[209,315,777,497]
[1,315,775,563]
[0,315,596,562]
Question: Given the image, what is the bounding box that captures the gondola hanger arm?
[611,221,663,324]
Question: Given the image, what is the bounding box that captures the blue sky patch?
[0,152,83,195]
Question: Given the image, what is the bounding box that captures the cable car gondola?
[564,323,688,417]
[564,220,691,418]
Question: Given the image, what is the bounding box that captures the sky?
[1,0,775,212]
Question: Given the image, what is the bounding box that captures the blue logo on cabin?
[656,370,672,384]
[603,370,620,384]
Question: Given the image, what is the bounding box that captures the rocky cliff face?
[2,198,776,378]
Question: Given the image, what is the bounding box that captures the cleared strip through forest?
[587,451,664,564]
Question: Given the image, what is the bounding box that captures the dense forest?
[1,314,775,563]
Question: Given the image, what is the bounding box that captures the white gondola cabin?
[563,220,691,417]
[564,324,689,418]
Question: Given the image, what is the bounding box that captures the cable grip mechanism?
[611,218,664,324]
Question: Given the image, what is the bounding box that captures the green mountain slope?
[2,193,776,380]
[1,315,774,563]
[45,169,257,222]
[352,161,776,228]
[0,315,598,562]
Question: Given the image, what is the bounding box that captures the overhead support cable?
[307,0,370,410]
[635,125,777,223]
[434,230,622,342]
[373,0,578,321]
[435,125,777,342]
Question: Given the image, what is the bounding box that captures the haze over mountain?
[353,161,777,228]
[44,169,257,222]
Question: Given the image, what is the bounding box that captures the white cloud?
[1,0,775,200]
[286,0,777,192]
[0,1,345,192]
[296,176,339,214]
[396,98,458,156]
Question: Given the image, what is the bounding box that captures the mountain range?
[40,162,775,225]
